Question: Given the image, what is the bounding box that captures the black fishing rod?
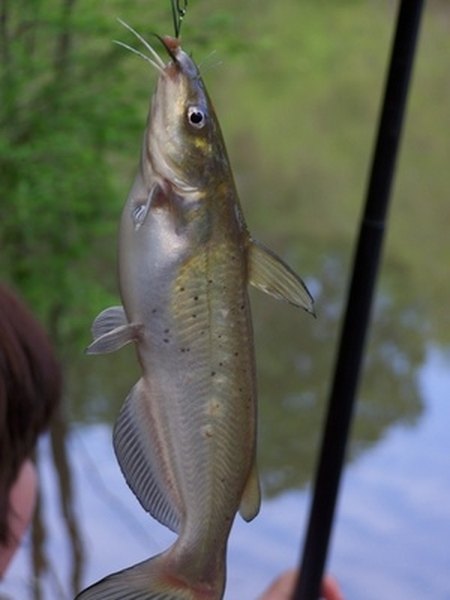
[292,1,425,598]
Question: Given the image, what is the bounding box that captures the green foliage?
[1,0,449,357]
[0,0,149,342]
[1,0,446,495]
[0,0,240,344]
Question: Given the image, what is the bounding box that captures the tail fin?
[75,551,223,600]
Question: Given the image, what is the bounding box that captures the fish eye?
[187,106,206,129]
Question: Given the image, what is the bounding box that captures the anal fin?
[113,381,181,533]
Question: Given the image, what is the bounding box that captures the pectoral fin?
[239,459,261,522]
[131,184,158,230]
[248,239,315,314]
[86,306,141,354]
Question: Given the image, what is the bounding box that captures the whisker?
[113,40,166,77]
[117,17,166,69]
[198,49,223,76]
[198,49,218,70]
[200,60,223,76]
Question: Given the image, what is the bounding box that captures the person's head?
[0,285,61,545]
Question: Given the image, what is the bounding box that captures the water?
[1,342,449,599]
[330,346,450,599]
[0,243,447,599]
[1,3,449,598]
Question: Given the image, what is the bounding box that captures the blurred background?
[1,0,449,598]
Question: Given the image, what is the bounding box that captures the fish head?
[148,36,227,194]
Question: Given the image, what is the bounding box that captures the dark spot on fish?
[219,362,223,367]
[240,304,245,310]
[194,295,199,301]
[218,334,222,339]
[163,338,169,344]
[192,314,197,318]
[186,347,191,352]
[211,371,216,377]
[208,279,213,284]
[234,352,239,357]
[180,287,185,292]
[152,308,157,314]
[180,348,185,353]
[164,328,170,334]
[239,387,243,392]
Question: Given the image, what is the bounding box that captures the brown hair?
[0,285,61,544]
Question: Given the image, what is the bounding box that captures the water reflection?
[2,247,427,599]
[254,248,425,496]
[27,412,85,600]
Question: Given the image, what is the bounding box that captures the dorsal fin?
[247,239,315,315]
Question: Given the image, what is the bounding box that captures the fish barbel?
[78,28,314,600]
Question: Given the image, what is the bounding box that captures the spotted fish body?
[78,32,313,600]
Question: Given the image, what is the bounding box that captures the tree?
[0,0,146,343]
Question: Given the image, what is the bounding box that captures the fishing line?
[171,0,188,38]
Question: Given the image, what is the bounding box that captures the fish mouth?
[157,35,200,84]
[115,20,199,82]
[158,35,181,62]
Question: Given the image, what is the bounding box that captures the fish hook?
[171,0,188,38]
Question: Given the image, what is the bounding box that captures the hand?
[259,568,344,600]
